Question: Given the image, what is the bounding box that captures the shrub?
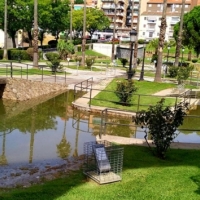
[168,66,178,78]
[57,40,75,60]
[192,58,198,63]
[134,99,188,159]
[177,65,194,84]
[115,79,137,105]
[138,39,145,44]
[86,57,95,68]
[26,48,34,61]
[45,52,61,72]
[137,58,141,66]
[119,58,128,67]
[0,49,3,59]
[48,40,58,48]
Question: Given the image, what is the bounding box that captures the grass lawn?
[91,79,180,111]
[1,145,200,200]
[75,50,108,58]
[0,67,69,76]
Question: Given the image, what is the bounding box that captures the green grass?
[91,79,179,111]
[75,50,108,57]
[0,67,68,76]
[1,145,200,200]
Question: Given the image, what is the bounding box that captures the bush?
[134,99,188,159]
[26,48,34,61]
[192,58,198,63]
[119,58,128,67]
[45,52,61,72]
[168,66,178,78]
[48,40,58,48]
[86,57,95,68]
[138,39,145,44]
[8,49,30,61]
[0,49,3,59]
[115,79,137,105]
[177,65,194,84]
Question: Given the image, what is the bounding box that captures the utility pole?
[81,0,86,67]
[174,0,186,67]
[3,0,8,60]
[154,0,167,82]
[33,0,38,68]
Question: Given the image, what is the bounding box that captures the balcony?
[116,19,123,24]
[170,20,179,25]
[147,17,157,23]
[102,0,114,1]
[102,4,116,9]
[116,12,124,17]
[147,26,156,31]
[117,6,124,10]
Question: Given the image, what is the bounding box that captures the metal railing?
[0,62,68,83]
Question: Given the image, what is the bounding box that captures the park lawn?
[1,145,200,200]
[75,50,108,57]
[0,67,69,76]
[91,79,179,111]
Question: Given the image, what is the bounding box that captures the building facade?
[99,0,200,41]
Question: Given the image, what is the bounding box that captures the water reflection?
[0,91,99,167]
[0,91,200,168]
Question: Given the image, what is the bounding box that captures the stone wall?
[2,78,68,101]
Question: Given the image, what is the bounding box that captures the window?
[144,17,146,20]
[148,4,152,7]
[143,24,146,28]
[157,4,160,7]
[143,32,145,36]
[149,32,153,37]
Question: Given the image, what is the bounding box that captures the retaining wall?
[1,78,68,101]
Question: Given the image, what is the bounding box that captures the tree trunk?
[174,0,186,66]
[3,0,8,60]
[81,0,86,66]
[11,33,16,48]
[133,0,141,69]
[33,0,38,68]
[154,0,167,82]
[188,49,192,61]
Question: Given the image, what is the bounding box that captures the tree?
[154,0,167,82]
[174,0,186,66]
[72,8,110,39]
[57,40,74,60]
[134,99,188,159]
[173,6,200,59]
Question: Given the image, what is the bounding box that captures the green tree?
[134,99,188,159]
[173,6,200,59]
[72,8,110,39]
[57,40,74,60]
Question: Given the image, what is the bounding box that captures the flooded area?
[0,90,200,188]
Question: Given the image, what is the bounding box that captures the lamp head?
[167,46,170,50]
[129,29,137,42]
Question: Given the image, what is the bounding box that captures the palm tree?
[174,0,186,66]
[33,0,38,68]
[3,0,8,60]
[154,0,167,82]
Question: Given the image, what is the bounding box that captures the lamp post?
[139,44,146,81]
[128,29,137,80]
[181,48,184,66]
[167,46,170,63]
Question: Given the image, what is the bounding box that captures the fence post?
[26,64,28,79]
[137,95,141,112]
[42,66,43,81]
[89,88,92,107]
[10,62,13,78]
[21,67,22,79]
[65,71,66,84]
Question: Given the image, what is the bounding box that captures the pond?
[0,90,200,187]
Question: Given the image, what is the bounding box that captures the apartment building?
[100,0,200,40]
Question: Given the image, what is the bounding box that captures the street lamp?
[128,29,137,80]
[181,48,185,66]
[167,46,170,63]
[139,43,146,81]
